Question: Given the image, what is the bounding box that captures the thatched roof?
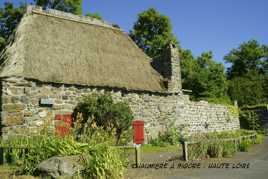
[0,6,164,92]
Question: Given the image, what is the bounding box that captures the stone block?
[2,112,24,126]
[24,111,33,117]
[3,104,25,112]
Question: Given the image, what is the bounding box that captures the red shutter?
[55,114,73,137]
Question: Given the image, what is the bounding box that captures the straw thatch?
[0,8,164,92]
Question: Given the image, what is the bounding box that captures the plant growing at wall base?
[238,139,253,152]
[187,130,257,160]
[0,135,89,174]
[254,134,264,144]
[222,141,237,157]
[0,134,127,178]
[207,141,223,158]
[82,143,125,179]
[148,127,182,147]
[73,93,134,144]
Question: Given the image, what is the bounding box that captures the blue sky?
[1,0,268,65]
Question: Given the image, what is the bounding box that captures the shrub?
[207,141,223,158]
[239,139,252,152]
[222,141,237,157]
[82,144,125,179]
[73,93,134,144]
[189,140,238,160]
[187,130,258,160]
[0,135,88,174]
[239,110,261,130]
[255,134,264,144]
[0,135,127,178]
[148,127,182,147]
[257,128,268,136]
[188,142,208,160]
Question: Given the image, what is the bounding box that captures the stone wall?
[0,77,240,141]
[152,43,181,93]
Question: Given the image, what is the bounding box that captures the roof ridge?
[26,5,121,31]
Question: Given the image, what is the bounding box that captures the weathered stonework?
[0,77,240,141]
[152,43,181,93]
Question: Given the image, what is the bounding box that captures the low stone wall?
[0,77,240,141]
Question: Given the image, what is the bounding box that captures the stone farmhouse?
[0,6,240,141]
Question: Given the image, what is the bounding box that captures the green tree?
[180,50,229,102]
[228,70,267,106]
[130,8,179,58]
[224,40,268,79]
[35,0,82,15]
[0,2,25,51]
[224,40,268,106]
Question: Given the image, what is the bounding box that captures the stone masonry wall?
[0,77,240,141]
[152,43,181,93]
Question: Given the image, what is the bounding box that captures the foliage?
[148,137,169,147]
[189,130,255,141]
[226,105,239,118]
[206,96,233,105]
[0,135,88,174]
[241,103,268,110]
[225,40,268,106]
[188,142,208,160]
[238,139,253,152]
[206,98,238,118]
[187,130,257,160]
[130,8,179,58]
[239,110,261,130]
[86,12,102,20]
[82,143,125,179]
[73,93,134,144]
[228,70,268,106]
[188,140,238,160]
[207,141,223,158]
[180,49,229,101]
[0,2,25,51]
[255,134,264,144]
[225,40,268,79]
[75,121,117,146]
[258,128,268,136]
[222,141,237,157]
[35,0,82,15]
[0,134,127,178]
[148,127,182,147]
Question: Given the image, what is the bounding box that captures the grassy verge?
[0,165,39,179]
[118,144,181,157]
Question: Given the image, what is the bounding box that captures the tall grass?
[0,132,127,178]
[187,130,263,160]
